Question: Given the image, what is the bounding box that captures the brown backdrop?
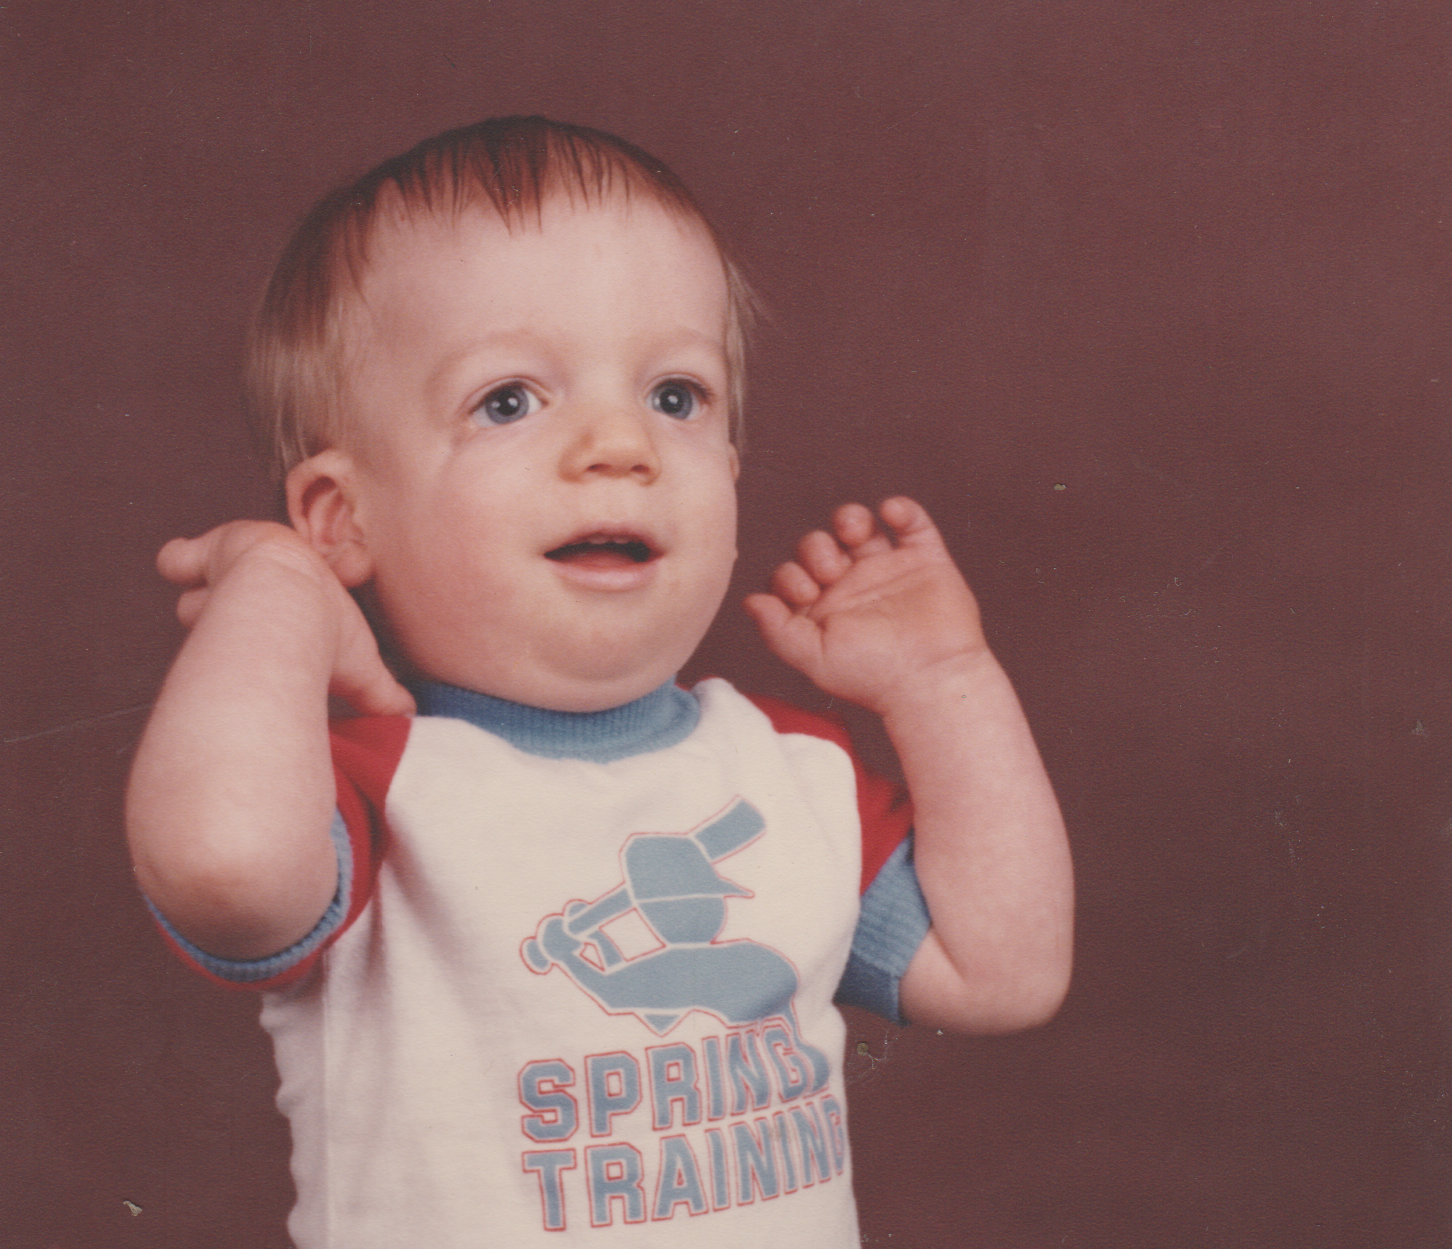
[3,2,1450,1245]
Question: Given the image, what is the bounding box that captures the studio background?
[3,2,1449,1245]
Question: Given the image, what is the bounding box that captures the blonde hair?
[247,116,758,481]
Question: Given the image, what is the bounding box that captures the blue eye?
[650,381,698,420]
[475,383,538,425]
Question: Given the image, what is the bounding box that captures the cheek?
[693,493,740,603]
[398,478,506,555]
[368,496,489,608]
[713,483,740,564]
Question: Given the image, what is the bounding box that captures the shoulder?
[691,680,912,887]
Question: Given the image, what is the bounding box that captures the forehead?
[354,192,730,327]
[332,193,735,458]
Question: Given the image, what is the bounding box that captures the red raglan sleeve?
[741,691,930,1024]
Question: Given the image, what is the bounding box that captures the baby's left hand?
[744,497,987,715]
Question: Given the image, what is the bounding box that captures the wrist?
[226,533,338,595]
[874,647,1006,726]
[192,547,351,680]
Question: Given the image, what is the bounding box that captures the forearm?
[126,554,341,960]
[744,497,1072,1030]
[882,650,1073,1032]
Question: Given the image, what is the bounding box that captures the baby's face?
[326,194,740,712]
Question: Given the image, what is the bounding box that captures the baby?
[126,117,1073,1247]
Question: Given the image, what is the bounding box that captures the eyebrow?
[421,330,547,400]
[424,326,729,397]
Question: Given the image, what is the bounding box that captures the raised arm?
[125,520,413,961]
[744,497,1072,1034]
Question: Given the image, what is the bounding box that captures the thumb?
[330,621,416,718]
[333,660,416,718]
[743,593,823,677]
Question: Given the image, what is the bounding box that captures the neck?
[408,677,701,763]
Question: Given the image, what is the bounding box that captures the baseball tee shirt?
[153,677,930,1248]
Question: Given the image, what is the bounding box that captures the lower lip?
[547,551,661,591]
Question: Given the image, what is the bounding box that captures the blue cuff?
[146,810,354,984]
[835,834,931,1024]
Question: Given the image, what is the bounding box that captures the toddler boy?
[126,117,1072,1247]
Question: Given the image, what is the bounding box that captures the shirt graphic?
[521,798,830,1092]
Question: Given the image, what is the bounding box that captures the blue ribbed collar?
[409,678,701,763]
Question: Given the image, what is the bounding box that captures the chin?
[447,653,681,714]
[514,675,673,714]
[408,616,711,712]
[554,658,685,709]
[535,630,705,708]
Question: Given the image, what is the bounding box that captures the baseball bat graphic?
[521,799,764,972]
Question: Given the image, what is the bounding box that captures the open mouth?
[545,533,658,567]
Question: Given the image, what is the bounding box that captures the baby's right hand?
[156,520,414,718]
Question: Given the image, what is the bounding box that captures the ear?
[286,450,374,588]
[728,444,741,482]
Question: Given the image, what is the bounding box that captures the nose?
[560,401,661,483]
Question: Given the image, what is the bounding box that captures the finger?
[175,587,209,629]
[795,528,852,586]
[742,591,791,637]
[327,602,417,717]
[743,593,821,673]
[769,560,822,609]
[334,667,417,718]
[330,636,417,718]
[156,535,209,586]
[875,496,943,549]
[831,502,894,558]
